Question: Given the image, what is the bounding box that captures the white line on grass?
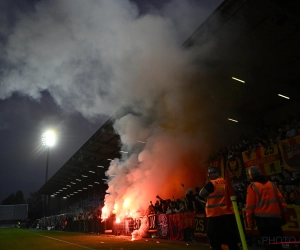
[34,232,96,250]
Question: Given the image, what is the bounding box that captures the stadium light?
[231,77,245,83]
[228,118,238,123]
[278,94,289,99]
[41,130,56,147]
[41,130,57,183]
[41,129,57,217]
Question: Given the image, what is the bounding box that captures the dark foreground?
[0,228,268,250]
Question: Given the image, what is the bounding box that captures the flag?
[224,169,235,211]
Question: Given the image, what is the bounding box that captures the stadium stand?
[36,0,300,247]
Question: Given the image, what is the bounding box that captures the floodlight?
[278,94,289,99]
[231,77,245,83]
[228,118,238,123]
[41,130,56,147]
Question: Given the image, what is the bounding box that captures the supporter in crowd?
[297,121,300,135]
[181,183,195,212]
[274,173,285,186]
[194,186,205,213]
[144,204,155,216]
[150,199,163,214]
[234,183,247,209]
[165,203,173,214]
[174,199,186,213]
[286,124,297,139]
[293,175,300,205]
[283,185,295,204]
[282,169,295,185]
[276,127,286,141]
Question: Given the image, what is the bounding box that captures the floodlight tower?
[41,130,56,183]
[41,130,56,217]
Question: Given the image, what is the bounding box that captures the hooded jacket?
[245,175,287,228]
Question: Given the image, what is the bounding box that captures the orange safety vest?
[246,181,286,227]
[205,177,234,217]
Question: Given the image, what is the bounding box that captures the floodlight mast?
[41,130,56,217]
[45,147,49,183]
[41,130,56,183]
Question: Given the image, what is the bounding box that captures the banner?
[194,214,206,236]
[279,135,300,171]
[132,217,142,230]
[148,214,156,231]
[242,145,282,176]
[224,153,246,182]
[112,208,300,239]
[209,157,224,177]
[167,213,184,240]
[156,214,168,238]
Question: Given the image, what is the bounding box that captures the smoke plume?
[0,0,225,218]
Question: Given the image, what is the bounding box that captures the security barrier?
[110,205,300,240]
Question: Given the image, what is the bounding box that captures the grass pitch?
[0,228,211,250]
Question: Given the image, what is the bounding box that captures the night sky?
[0,0,223,203]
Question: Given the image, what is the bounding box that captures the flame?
[116,217,121,223]
[123,198,131,208]
[101,206,108,219]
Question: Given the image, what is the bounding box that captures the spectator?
[144,204,155,216]
[283,185,294,204]
[174,199,185,213]
[282,169,295,185]
[150,200,163,214]
[181,183,195,212]
[165,202,173,214]
[297,121,300,135]
[293,173,300,205]
[276,127,286,141]
[286,124,297,139]
[193,186,205,213]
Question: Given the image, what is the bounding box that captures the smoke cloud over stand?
[0,0,228,217]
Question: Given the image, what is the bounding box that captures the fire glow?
[123,198,131,208]
[102,198,135,221]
